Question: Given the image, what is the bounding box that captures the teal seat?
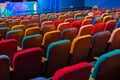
[22,34,42,49]
[91,49,120,80]
[45,40,71,77]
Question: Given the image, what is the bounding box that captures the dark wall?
[85,0,120,9]
[61,0,84,8]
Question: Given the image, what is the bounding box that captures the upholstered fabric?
[12,47,43,80]
[20,20,30,27]
[22,34,42,49]
[81,19,93,26]
[0,39,17,63]
[70,20,82,30]
[61,27,77,41]
[25,27,40,36]
[57,22,70,32]
[104,20,117,33]
[6,30,24,46]
[0,27,10,39]
[116,19,120,28]
[108,28,120,51]
[11,25,25,31]
[91,49,120,80]
[26,23,39,28]
[78,24,93,36]
[0,55,10,80]
[89,31,111,61]
[46,40,71,77]
[92,17,103,25]
[103,15,112,22]
[92,22,105,35]
[53,20,64,29]
[70,35,92,65]
[53,62,92,80]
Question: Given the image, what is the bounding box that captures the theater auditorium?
[0,0,120,80]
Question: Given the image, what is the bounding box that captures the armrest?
[41,57,47,63]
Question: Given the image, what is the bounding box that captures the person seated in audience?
[92,5,102,16]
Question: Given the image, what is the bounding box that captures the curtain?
[37,0,61,13]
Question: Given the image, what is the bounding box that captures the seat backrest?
[20,20,30,27]
[61,27,77,41]
[108,28,120,51]
[12,47,43,80]
[70,20,82,30]
[42,30,61,56]
[26,23,39,28]
[25,27,40,36]
[11,25,26,31]
[104,20,117,33]
[57,22,70,32]
[0,22,7,28]
[53,62,92,80]
[92,17,103,25]
[41,24,56,36]
[0,55,10,80]
[30,17,40,24]
[92,22,106,35]
[91,49,120,80]
[116,19,120,28]
[53,20,64,29]
[41,21,53,29]
[89,31,111,61]
[81,19,93,26]
[46,40,71,77]
[0,27,10,39]
[22,34,42,49]
[78,24,93,36]
[64,18,74,23]
[103,15,112,22]
[6,30,24,47]
[0,39,17,62]
[70,35,92,65]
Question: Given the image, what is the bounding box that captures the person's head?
[93,5,98,11]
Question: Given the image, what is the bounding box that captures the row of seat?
[1,47,120,80]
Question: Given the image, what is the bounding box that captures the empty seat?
[0,27,10,39]
[57,22,70,32]
[91,49,120,80]
[81,19,93,26]
[0,22,7,28]
[6,30,24,47]
[45,40,71,77]
[108,28,120,51]
[61,27,77,41]
[69,35,92,65]
[89,31,111,61]
[78,24,93,36]
[11,25,26,31]
[12,47,43,80]
[22,34,42,49]
[41,21,53,29]
[53,20,64,29]
[70,20,82,30]
[25,27,40,36]
[26,23,39,28]
[0,39,17,62]
[104,20,117,33]
[92,22,105,35]
[64,18,74,23]
[42,30,61,56]
[0,55,10,80]
[41,24,56,36]
[30,17,40,24]
[92,17,103,25]
[53,62,92,80]
[116,19,120,28]
[103,15,112,22]
[20,20,30,27]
